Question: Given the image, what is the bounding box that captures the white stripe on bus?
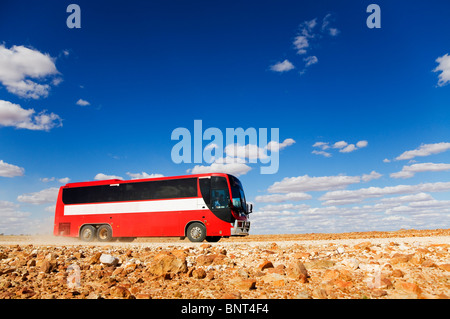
[63,198,207,216]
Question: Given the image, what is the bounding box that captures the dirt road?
[0,229,448,299]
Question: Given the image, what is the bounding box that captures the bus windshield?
[229,175,247,213]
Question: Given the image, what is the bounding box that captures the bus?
[53,173,251,242]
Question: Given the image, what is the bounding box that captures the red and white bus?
[53,173,251,242]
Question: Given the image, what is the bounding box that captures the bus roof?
[63,172,234,188]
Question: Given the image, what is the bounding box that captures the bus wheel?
[97,224,113,242]
[186,222,206,242]
[80,225,96,242]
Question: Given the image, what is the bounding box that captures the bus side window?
[199,178,211,207]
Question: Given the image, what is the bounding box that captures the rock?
[89,252,102,265]
[322,269,340,282]
[258,260,274,271]
[109,286,134,299]
[390,253,411,264]
[438,263,450,271]
[99,254,119,266]
[147,252,187,276]
[295,291,311,299]
[307,259,335,269]
[354,241,372,250]
[312,288,328,299]
[200,243,211,249]
[233,278,256,290]
[371,289,388,297]
[286,261,308,283]
[343,258,360,270]
[267,265,286,275]
[293,252,311,259]
[192,268,207,279]
[391,269,404,277]
[40,260,53,273]
[196,254,225,266]
[334,279,353,289]
[221,291,241,299]
[237,268,249,278]
[261,273,285,284]
[421,260,436,267]
[395,281,422,294]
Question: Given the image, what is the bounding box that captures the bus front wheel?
[80,225,96,242]
[186,222,206,242]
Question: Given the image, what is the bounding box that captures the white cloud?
[40,177,70,183]
[356,140,368,148]
[258,203,310,211]
[312,142,329,150]
[0,200,31,234]
[188,157,251,177]
[340,144,356,153]
[0,160,24,177]
[17,187,59,205]
[270,59,295,72]
[0,100,62,131]
[76,99,90,106]
[333,141,348,149]
[189,138,294,177]
[293,36,309,55]
[329,28,340,36]
[433,53,450,87]
[225,143,267,160]
[390,162,450,179]
[266,138,296,152]
[380,193,434,204]
[304,55,318,67]
[126,172,164,179]
[270,14,338,78]
[254,192,312,203]
[293,18,318,55]
[312,150,331,157]
[0,44,59,99]
[59,177,70,184]
[321,13,339,36]
[225,138,295,160]
[320,181,450,204]
[250,192,450,234]
[313,140,368,156]
[361,170,382,182]
[395,142,450,160]
[94,173,124,181]
[268,174,361,193]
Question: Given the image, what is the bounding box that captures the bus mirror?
[247,203,253,214]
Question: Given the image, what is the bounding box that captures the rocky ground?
[0,229,448,299]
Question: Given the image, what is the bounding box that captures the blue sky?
[1,0,450,234]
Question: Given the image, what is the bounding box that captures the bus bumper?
[231,220,250,236]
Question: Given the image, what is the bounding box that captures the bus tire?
[186,222,207,242]
[79,225,97,242]
[206,236,221,242]
[97,224,113,242]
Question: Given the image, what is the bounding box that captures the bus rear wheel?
[80,225,96,242]
[97,224,113,242]
[186,222,206,242]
